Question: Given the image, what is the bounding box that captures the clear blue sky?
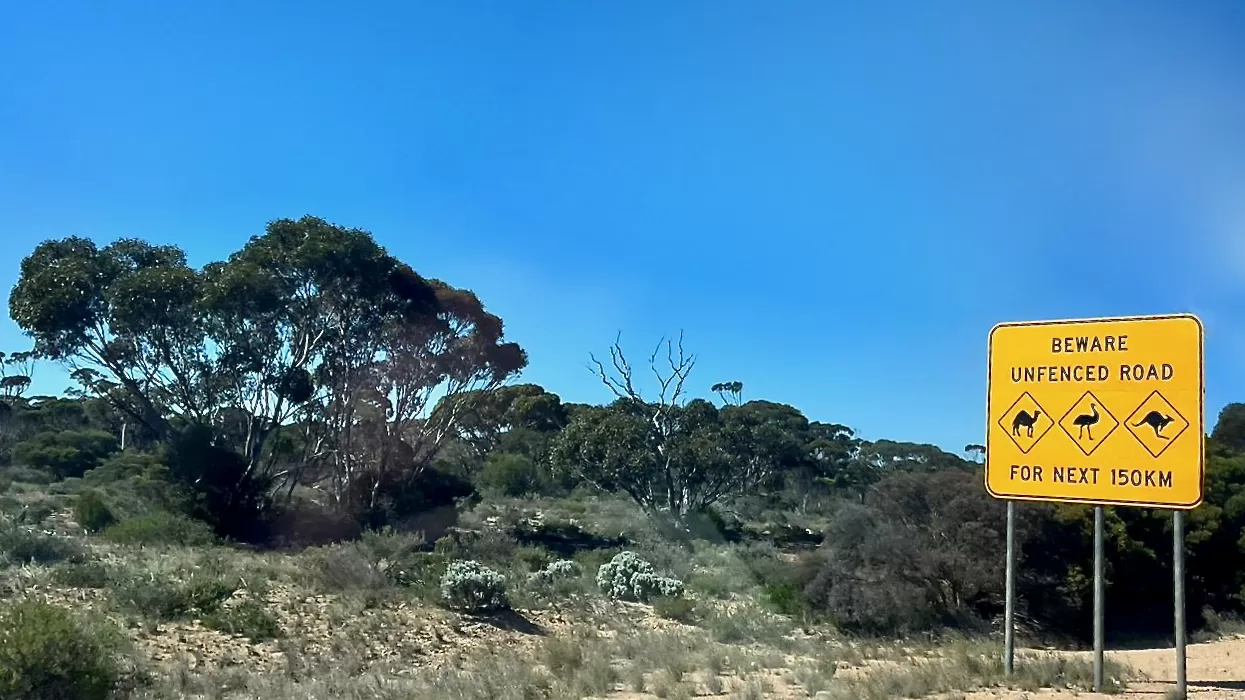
[3,2,1245,453]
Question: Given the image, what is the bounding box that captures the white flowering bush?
[440,560,509,613]
[529,559,582,585]
[597,551,684,602]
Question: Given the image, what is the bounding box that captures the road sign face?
[986,314,1204,509]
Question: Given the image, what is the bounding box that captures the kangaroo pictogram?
[1073,403,1100,440]
[1012,410,1040,438]
[1133,410,1175,439]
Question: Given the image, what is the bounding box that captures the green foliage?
[82,451,186,518]
[7,226,1245,645]
[72,490,115,533]
[8,222,526,544]
[101,511,216,547]
[652,595,699,623]
[762,582,810,619]
[202,600,282,641]
[4,466,54,485]
[553,384,835,523]
[0,602,122,700]
[15,502,55,526]
[303,542,391,592]
[0,523,85,566]
[433,528,519,568]
[701,604,793,645]
[803,471,1003,635]
[597,551,684,602]
[0,496,20,518]
[479,452,541,497]
[435,384,570,457]
[161,426,271,543]
[11,430,118,479]
[530,559,582,585]
[111,575,236,621]
[515,545,555,572]
[440,560,509,613]
[302,530,445,603]
[50,561,111,589]
[0,474,10,494]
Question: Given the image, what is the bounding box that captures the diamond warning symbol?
[997,392,1054,454]
[1058,391,1119,456]
[1124,390,1189,458]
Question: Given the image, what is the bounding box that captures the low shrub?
[530,559,582,585]
[0,524,85,566]
[441,560,509,614]
[516,545,555,573]
[45,478,83,496]
[0,495,21,517]
[50,561,111,589]
[72,491,115,534]
[0,601,122,700]
[101,512,216,547]
[0,474,11,494]
[15,503,55,527]
[4,466,55,486]
[303,531,444,598]
[682,507,742,543]
[763,582,810,620]
[83,451,188,519]
[653,595,699,624]
[182,577,238,614]
[597,551,684,602]
[433,528,519,568]
[111,575,237,621]
[702,604,793,646]
[202,599,282,641]
[359,528,428,585]
[302,541,388,592]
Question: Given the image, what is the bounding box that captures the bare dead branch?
[588,331,643,400]
[591,331,695,409]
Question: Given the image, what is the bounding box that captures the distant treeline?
[2,216,1242,641]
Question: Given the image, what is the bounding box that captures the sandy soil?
[968,636,1245,700]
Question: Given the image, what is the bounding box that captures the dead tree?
[589,331,696,429]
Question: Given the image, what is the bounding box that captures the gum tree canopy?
[8,217,527,506]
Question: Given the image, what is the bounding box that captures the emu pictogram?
[1012,410,1040,438]
[1133,410,1175,439]
[1073,403,1101,440]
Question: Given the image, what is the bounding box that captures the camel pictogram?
[1012,410,1040,438]
[1073,403,1100,440]
[1133,410,1175,439]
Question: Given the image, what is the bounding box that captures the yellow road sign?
[986,314,1204,509]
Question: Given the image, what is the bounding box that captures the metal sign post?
[1174,509,1187,700]
[1004,500,1016,676]
[1093,505,1105,692]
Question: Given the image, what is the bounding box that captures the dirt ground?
[968,636,1245,700]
